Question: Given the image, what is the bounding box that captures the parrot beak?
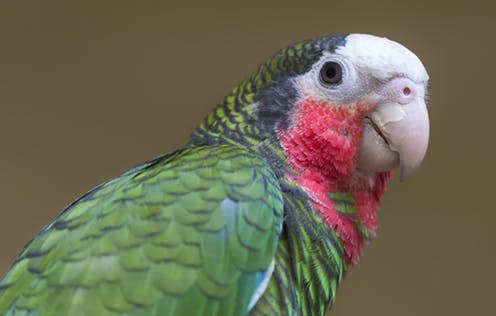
[357,82,430,181]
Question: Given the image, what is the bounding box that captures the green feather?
[0,145,284,316]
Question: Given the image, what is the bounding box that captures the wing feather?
[0,145,283,316]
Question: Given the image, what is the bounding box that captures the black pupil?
[326,65,337,79]
[321,62,342,84]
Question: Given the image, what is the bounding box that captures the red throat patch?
[278,97,392,266]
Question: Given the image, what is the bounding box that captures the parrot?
[0,33,429,316]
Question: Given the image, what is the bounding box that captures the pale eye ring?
[320,61,343,85]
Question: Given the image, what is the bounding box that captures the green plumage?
[250,179,345,316]
[0,36,350,315]
[0,146,283,315]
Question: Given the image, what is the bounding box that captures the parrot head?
[255,34,429,185]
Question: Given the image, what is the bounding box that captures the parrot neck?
[278,98,392,266]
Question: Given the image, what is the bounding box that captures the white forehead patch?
[336,34,429,84]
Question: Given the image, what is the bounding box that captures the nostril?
[380,77,419,104]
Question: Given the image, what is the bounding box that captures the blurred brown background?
[0,1,494,315]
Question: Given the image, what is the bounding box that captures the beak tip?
[399,159,423,182]
[391,98,430,182]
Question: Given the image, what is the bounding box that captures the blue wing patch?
[247,259,275,311]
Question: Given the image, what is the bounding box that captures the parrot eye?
[320,61,343,85]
